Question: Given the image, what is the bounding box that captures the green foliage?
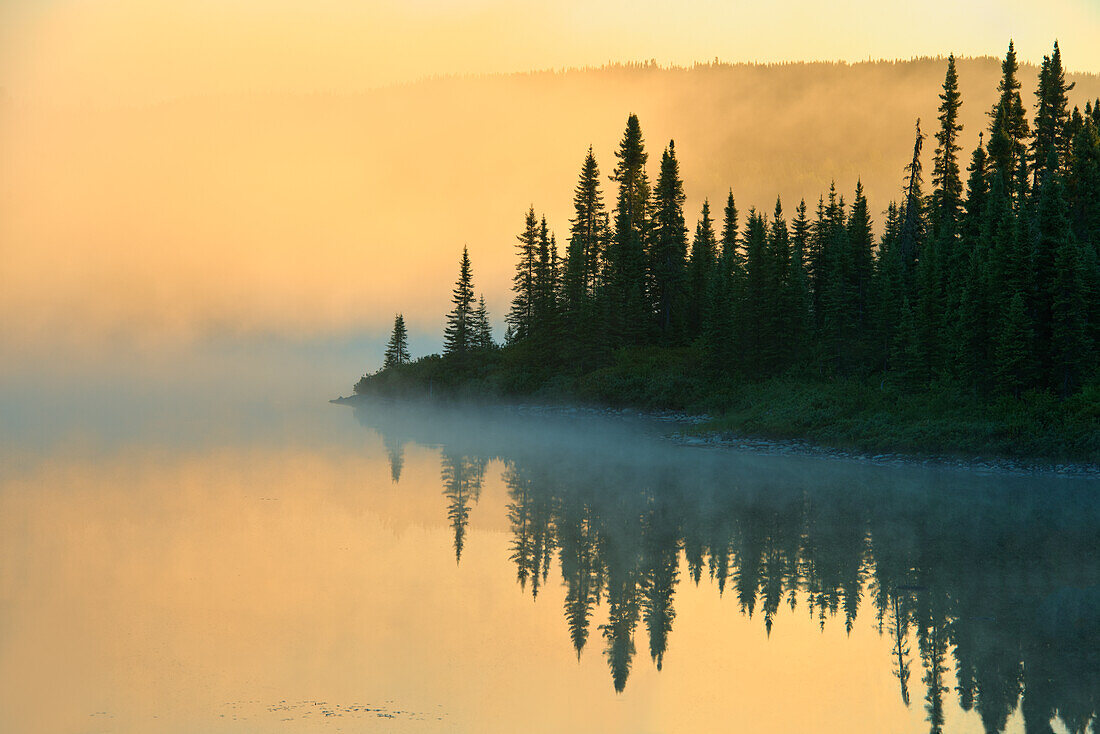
[993,292,1034,397]
[574,346,709,409]
[355,346,1100,462]
[697,378,1100,462]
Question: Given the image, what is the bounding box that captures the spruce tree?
[956,232,995,390]
[531,218,561,360]
[815,185,853,373]
[993,292,1034,397]
[848,182,875,365]
[808,194,829,330]
[1051,233,1093,397]
[962,135,989,246]
[382,313,410,368]
[702,190,742,369]
[720,189,740,265]
[1031,42,1074,186]
[898,119,927,281]
[984,170,1025,319]
[563,148,610,366]
[608,114,652,347]
[1066,112,1100,356]
[764,198,793,371]
[443,246,476,357]
[987,41,1030,195]
[918,95,956,382]
[1037,171,1093,395]
[932,55,964,246]
[472,295,494,350]
[788,199,814,364]
[873,201,906,372]
[650,141,689,342]
[533,216,557,327]
[507,207,541,343]
[952,136,992,381]
[1067,110,1100,247]
[701,249,736,369]
[741,210,769,376]
[687,200,716,340]
[885,124,927,378]
[892,297,924,385]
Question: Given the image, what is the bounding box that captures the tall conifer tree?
[848,182,876,348]
[932,55,964,241]
[720,189,740,265]
[444,247,476,356]
[650,141,689,342]
[873,202,906,372]
[987,42,1030,195]
[472,295,494,350]
[608,114,652,347]
[1036,169,1092,394]
[1031,42,1074,186]
[563,148,610,364]
[994,292,1034,397]
[742,210,769,376]
[788,199,814,363]
[930,58,967,376]
[764,198,792,371]
[898,119,927,281]
[702,190,742,368]
[687,200,717,340]
[508,207,540,343]
[383,314,410,368]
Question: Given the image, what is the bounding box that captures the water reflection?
[356,400,1099,734]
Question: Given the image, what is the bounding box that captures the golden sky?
[2,1,1099,364]
[3,0,1100,104]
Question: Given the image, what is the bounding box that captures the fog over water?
[1,380,1095,733]
[4,3,1100,731]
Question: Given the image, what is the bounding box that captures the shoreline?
[331,394,1100,478]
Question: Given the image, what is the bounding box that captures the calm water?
[1,392,1097,734]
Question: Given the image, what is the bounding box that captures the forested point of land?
[359,43,1100,463]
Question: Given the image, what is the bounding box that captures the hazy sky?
[3,0,1100,104]
[3,0,1100,378]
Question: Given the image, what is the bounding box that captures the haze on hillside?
[4,0,1100,100]
[4,56,1100,364]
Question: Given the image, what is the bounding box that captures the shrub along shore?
[352,347,1099,465]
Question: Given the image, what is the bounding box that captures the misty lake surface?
[1,390,1097,734]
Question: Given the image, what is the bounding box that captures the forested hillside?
[360,43,1100,460]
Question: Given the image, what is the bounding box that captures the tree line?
[415,41,1097,398]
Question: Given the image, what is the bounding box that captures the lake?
[1,393,1096,734]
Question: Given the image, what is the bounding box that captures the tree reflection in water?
[359,400,1098,733]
